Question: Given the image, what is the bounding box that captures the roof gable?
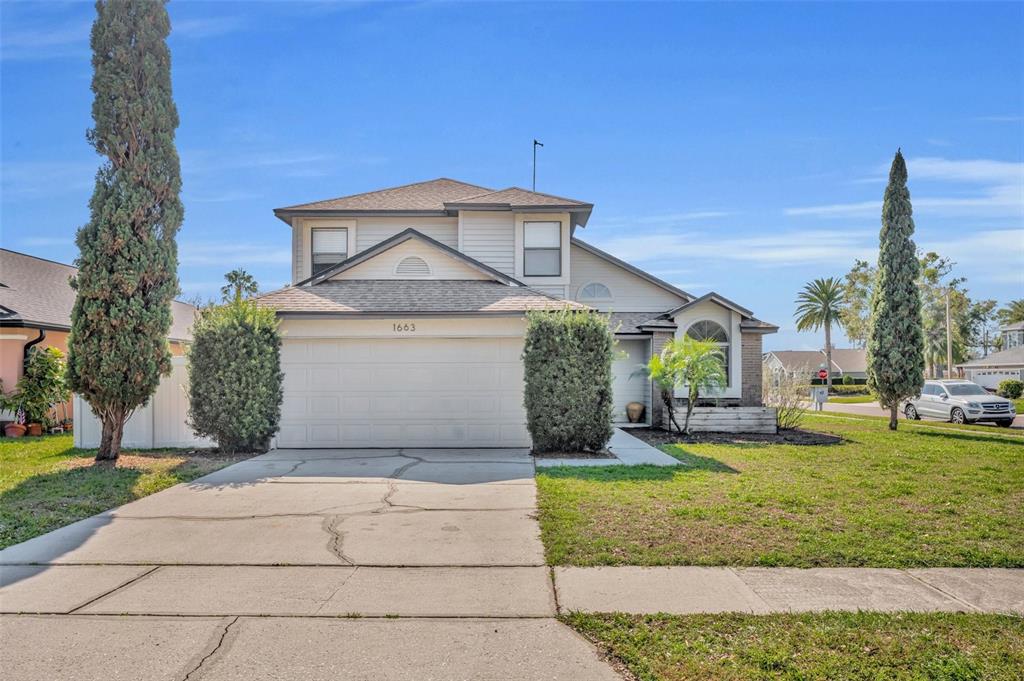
[298,228,524,287]
[571,239,693,302]
[666,291,753,319]
[328,238,492,282]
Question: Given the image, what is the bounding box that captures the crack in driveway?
[181,615,239,681]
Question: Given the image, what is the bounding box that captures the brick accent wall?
[741,332,764,406]
[649,330,674,427]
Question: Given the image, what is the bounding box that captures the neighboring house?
[258,178,777,448]
[1000,322,1024,350]
[763,347,867,382]
[956,346,1024,390]
[0,249,196,421]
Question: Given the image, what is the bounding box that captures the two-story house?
[258,178,777,448]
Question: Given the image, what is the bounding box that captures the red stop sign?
[818,369,828,380]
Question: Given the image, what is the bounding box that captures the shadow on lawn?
[912,428,1024,447]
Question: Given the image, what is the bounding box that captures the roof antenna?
[532,139,544,191]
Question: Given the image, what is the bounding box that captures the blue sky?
[2,0,1022,351]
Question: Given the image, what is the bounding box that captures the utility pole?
[945,288,954,379]
[532,139,543,191]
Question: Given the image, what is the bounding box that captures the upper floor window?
[523,222,561,276]
[578,282,612,301]
[686,320,730,385]
[311,228,348,276]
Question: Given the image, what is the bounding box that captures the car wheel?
[950,408,966,425]
[996,419,1014,428]
[904,404,920,420]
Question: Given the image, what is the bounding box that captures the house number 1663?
[393,322,416,332]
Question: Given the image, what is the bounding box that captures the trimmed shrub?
[523,309,614,453]
[187,300,283,453]
[996,379,1023,400]
[842,374,855,386]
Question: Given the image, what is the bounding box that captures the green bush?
[842,374,855,386]
[996,379,1023,400]
[0,347,70,425]
[187,300,283,453]
[523,309,614,453]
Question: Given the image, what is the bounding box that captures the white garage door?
[278,337,529,448]
[612,339,650,423]
[967,368,1023,390]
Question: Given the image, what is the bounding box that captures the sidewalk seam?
[902,570,982,612]
[65,565,162,614]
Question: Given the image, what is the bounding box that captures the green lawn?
[0,434,250,549]
[537,414,1024,567]
[566,612,1024,681]
[820,409,1023,437]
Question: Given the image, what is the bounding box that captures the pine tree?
[68,0,183,461]
[866,150,924,430]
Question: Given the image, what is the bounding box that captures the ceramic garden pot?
[26,423,43,437]
[4,423,27,438]
[626,401,645,423]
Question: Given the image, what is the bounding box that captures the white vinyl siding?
[355,217,458,253]
[570,243,687,312]
[330,239,489,281]
[461,211,515,276]
[278,337,529,447]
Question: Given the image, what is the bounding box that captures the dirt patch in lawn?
[627,427,843,447]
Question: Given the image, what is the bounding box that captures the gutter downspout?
[23,329,45,368]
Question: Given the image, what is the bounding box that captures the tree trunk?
[824,323,833,391]
[662,389,681,433]
[683,389,697,435]
[95,409,125,462]
[889,404,898,431]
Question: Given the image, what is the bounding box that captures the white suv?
[904,380,1016,427]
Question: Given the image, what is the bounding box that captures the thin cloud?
[179,241,292,267]
[592,228,877,268]
[1,160,96,200]
[786,156,1024,219]
[0,18,90,61]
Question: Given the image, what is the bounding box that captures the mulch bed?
[627,427,843,447]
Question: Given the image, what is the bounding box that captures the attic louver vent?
[395,256,431,277]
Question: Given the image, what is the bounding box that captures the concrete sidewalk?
[534,427,680,467]
[554,566,1024,615]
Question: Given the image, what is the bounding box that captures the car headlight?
[1011,404,1017,413]
[966,402,981,409]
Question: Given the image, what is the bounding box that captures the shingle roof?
[957,346,1024,368]
[257,280,589,315]
[278,178,492,212]
[608,312,677,334]
[274,178,592,217]
[0,249,195,341]
[447,187,590,208]
[765,350,828,373]
[829,348,867,374]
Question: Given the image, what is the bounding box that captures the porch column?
[741,331,764,406]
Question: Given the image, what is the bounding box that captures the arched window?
[686,320,730,385]
[577,282,612,301]
[394,256,431,277]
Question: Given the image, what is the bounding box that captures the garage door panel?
[278,337,529,448]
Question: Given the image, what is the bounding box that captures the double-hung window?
[523,222,561,276]
[311,228,348,276]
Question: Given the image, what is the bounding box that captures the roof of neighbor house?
[957,346,1024,369]
[828,348,868,374]
[0,249,196,341]
[1002,321,1024,331]
[274,178,593,226]
[257,280,588,315]
[765,348,867,374]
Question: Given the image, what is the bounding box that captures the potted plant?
[2,348,70,437]
[3,406,27,438]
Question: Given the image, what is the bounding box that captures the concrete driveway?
[0,448,621,681]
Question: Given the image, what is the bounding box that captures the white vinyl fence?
[74,356,213,449]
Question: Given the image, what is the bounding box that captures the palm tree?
[794,277,846,390]
[221,269,259,303]
[640,337,727,434]
[997,299,1024,326]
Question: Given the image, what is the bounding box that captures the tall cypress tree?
[866,150,924,430]
[68,0,183,461]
